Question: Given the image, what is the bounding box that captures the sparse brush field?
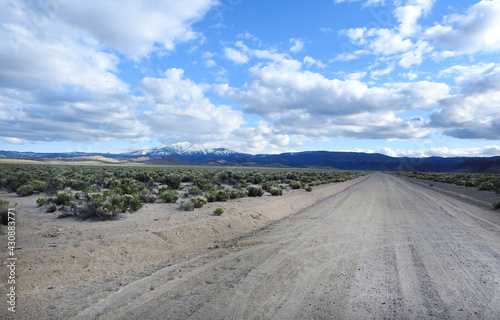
[393,171,500,209]
[0,162,368,221]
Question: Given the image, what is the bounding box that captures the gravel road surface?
[75,173,500,319]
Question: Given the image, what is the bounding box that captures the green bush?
[247,186,264,197]
[16,184,34,196]
[114,184,137,195]
[180,201,195,211]
[188,186,203,196]
[164,174,181,190]
[191,197,208,208]
[82,185,101,193]
[493,201,500,209]
[289,181,302,189]
[230,188,248,199]
[31,180,48,193]
[213,208,224,216]
[215,190,230,202]
[71,192,121,220]
[54,191,74,206]
[305,186,313,192]
[129,199,143,211]
[269,188,283,196]
[160,191,178,203]
[36,198,51,207]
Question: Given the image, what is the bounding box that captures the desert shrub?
[230,188,248,199]
[16,184,34,196]
[305,186,313,192]
[214,189,230,202]
[36,197,51,207]
[206,192,215,203]
[493,201,500,209]
[164,174,181,190]
[114,184,137,195]
[46,204,57,213]
[54,191,74,206]
[289,181,302,189]
[180,201,195,211]
[71,192,120,221]
[138,190,157,203]
[69,179,87,190]
[82,185,101,193]
[188,186,203,196]
[45,177,65,196]
[191,197,208,208]
[129,199,143,211]
[247,186,264,197]
[181,175,194,183]
[160,191,178,203]
[31,180,47,193]
[213,208,224,216]
[479,182,495,191]
[269,188,283,196]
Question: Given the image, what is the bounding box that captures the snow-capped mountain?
[125,142,248,162]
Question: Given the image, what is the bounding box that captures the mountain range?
[1,142,500,173]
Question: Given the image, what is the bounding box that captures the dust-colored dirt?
[0,175,368,319]
[2,173,500,319]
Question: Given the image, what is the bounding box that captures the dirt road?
[74,173,500,319]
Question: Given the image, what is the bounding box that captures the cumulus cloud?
[224,47,249,64]
[233,121,291,154]
[0,0,222,146]
[424,0,500,54]
[140,68,245,141]
[57,0,218,59]
[336,0,500,69]
[431,67,500,140]
[289,38,305,53]
[220,58,448,139]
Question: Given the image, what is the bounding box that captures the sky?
[1,0,500,157]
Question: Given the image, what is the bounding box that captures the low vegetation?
[0,162,369,220]
[394,171,500,209]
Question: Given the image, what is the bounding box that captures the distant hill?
[453,159,500,173]
[1,142,500,173]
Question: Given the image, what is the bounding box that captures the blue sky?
[1,0,500,157]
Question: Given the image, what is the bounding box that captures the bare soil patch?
[0,175,369,319]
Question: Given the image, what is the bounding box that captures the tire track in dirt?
[74,173,500,320]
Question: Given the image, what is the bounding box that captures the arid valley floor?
[1,173,500,319]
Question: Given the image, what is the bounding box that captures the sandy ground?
[40,172,500,320]
[0,174,370,319]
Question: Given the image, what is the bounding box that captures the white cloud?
[439,62,497,85]
[370,64,395,79]
[372,145,500,158]
[222,58,449,140]
[234,121,291,154]
[303,56,326,69]
[290,38,305,53]
[224,47,250,64]
[140,68,245,141]
[334,0,386,7]
[424,0,500,54]
[431,67,500,140]
[0,0,221,146]
[57,0,218,59]
[0,137,24,145]
[394,0,435,36]
[366,28,414,55]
